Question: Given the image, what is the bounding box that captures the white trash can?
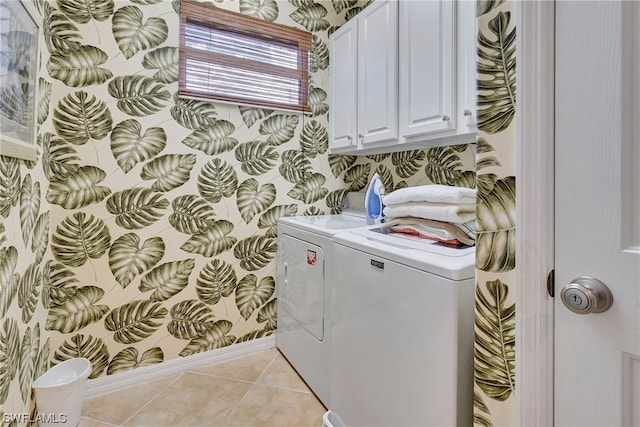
[32,358,92,427]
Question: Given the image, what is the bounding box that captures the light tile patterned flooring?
[79,349,326,427]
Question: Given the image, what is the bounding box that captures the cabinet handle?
[347,135,353,142]
[463,109,472,116]
[441,115,450,121]
[358,134,364,140]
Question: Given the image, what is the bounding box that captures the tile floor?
[79,348,327,427]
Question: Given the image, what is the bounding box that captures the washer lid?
[334,226,475,280]
[278,214,368,237]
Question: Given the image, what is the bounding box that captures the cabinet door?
[329,21,358,151]
[357,0,398,146]
[399,0,455,139]
[456,0,476,130]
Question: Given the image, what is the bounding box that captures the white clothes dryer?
[276,203,368,407]
[326,226,476,427]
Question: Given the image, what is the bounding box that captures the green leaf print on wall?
[182,120,239,155]
[259,114,299,146]
[196,259,237,305]
[53,334,109,379]
[47,286,110,333]
[239,107,273,128]
[46,136,81,179]
[424,146,475,188]
[48,45,114,87]
[53,91,113,144]
[0,318,20,404]
[47,166,112,209]
[280,150,312,184]
[235,140,279,176]
[56,0,115,24]
[31,211,50,265]
[140,153,197,192]
[142,47,179,84]
[476,177,516,272]
[475,279,516,402]
[474,390,494,427]
[168,299,217,340]
[234,236,278,272]
[51,212,111,267]
[110,119,167,173]
[44,8,82,53]
[257,298,276,330]
[343,164,371,191]
[18,324,40,402]
[0,158,20,219]
[178,320,236,357]
[258,204,298,238]
[106,188,169,229]
[180,220,237,257]
[237,179,276,223]
[170,94,218,130]
[104,299,168,344]
[198,158,239,204]
[138,259,196,302]
[38,78,52,125]
[18,263,41,324]
[236,274,275,320]
[287,173,328,204]
[20,175,40,246]
[389,150,424,179]
[240,0,279,22]
[310,36,329,73]
[477,11,516,134]
[45,261,79,304]
[169,195,217,234]
[328,154,356,177]
[107,347,164,375]
[326,189,348,214]
[108,234,165,288]
[300,120,329,158]
[290,3,330,32]
[108,75,171,116]
[0,272,18,320]
[112,6,168,59]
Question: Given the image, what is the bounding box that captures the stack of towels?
[380,184,476,247]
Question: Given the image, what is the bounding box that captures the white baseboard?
[84,336,277,399]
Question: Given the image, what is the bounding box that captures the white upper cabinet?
[329,21,358,151]
[329,0,476,155]
[329,0,398,153]
[399,1,455,139]
[357,0,398,147]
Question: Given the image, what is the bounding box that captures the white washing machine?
[326,226,476,427]
[276,199,368,407]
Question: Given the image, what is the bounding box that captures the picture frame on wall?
[0,0,39,161]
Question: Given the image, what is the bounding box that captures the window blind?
[179,0,312,112]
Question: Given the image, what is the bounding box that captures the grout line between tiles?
[220,349,280,427]
[119,373,184,427]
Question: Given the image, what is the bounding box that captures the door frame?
[515,1,555,425]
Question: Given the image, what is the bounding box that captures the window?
[179,0,312,112]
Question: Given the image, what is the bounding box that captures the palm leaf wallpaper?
[474,1,517,425]
[0,1,515,426]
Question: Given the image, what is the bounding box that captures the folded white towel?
[383,202,476,224]
[382,184,476,205]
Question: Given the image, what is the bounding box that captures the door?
[357,0,397,146]
[555,2,640,426]
[328,20,358,151]
[398,0,454,138]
